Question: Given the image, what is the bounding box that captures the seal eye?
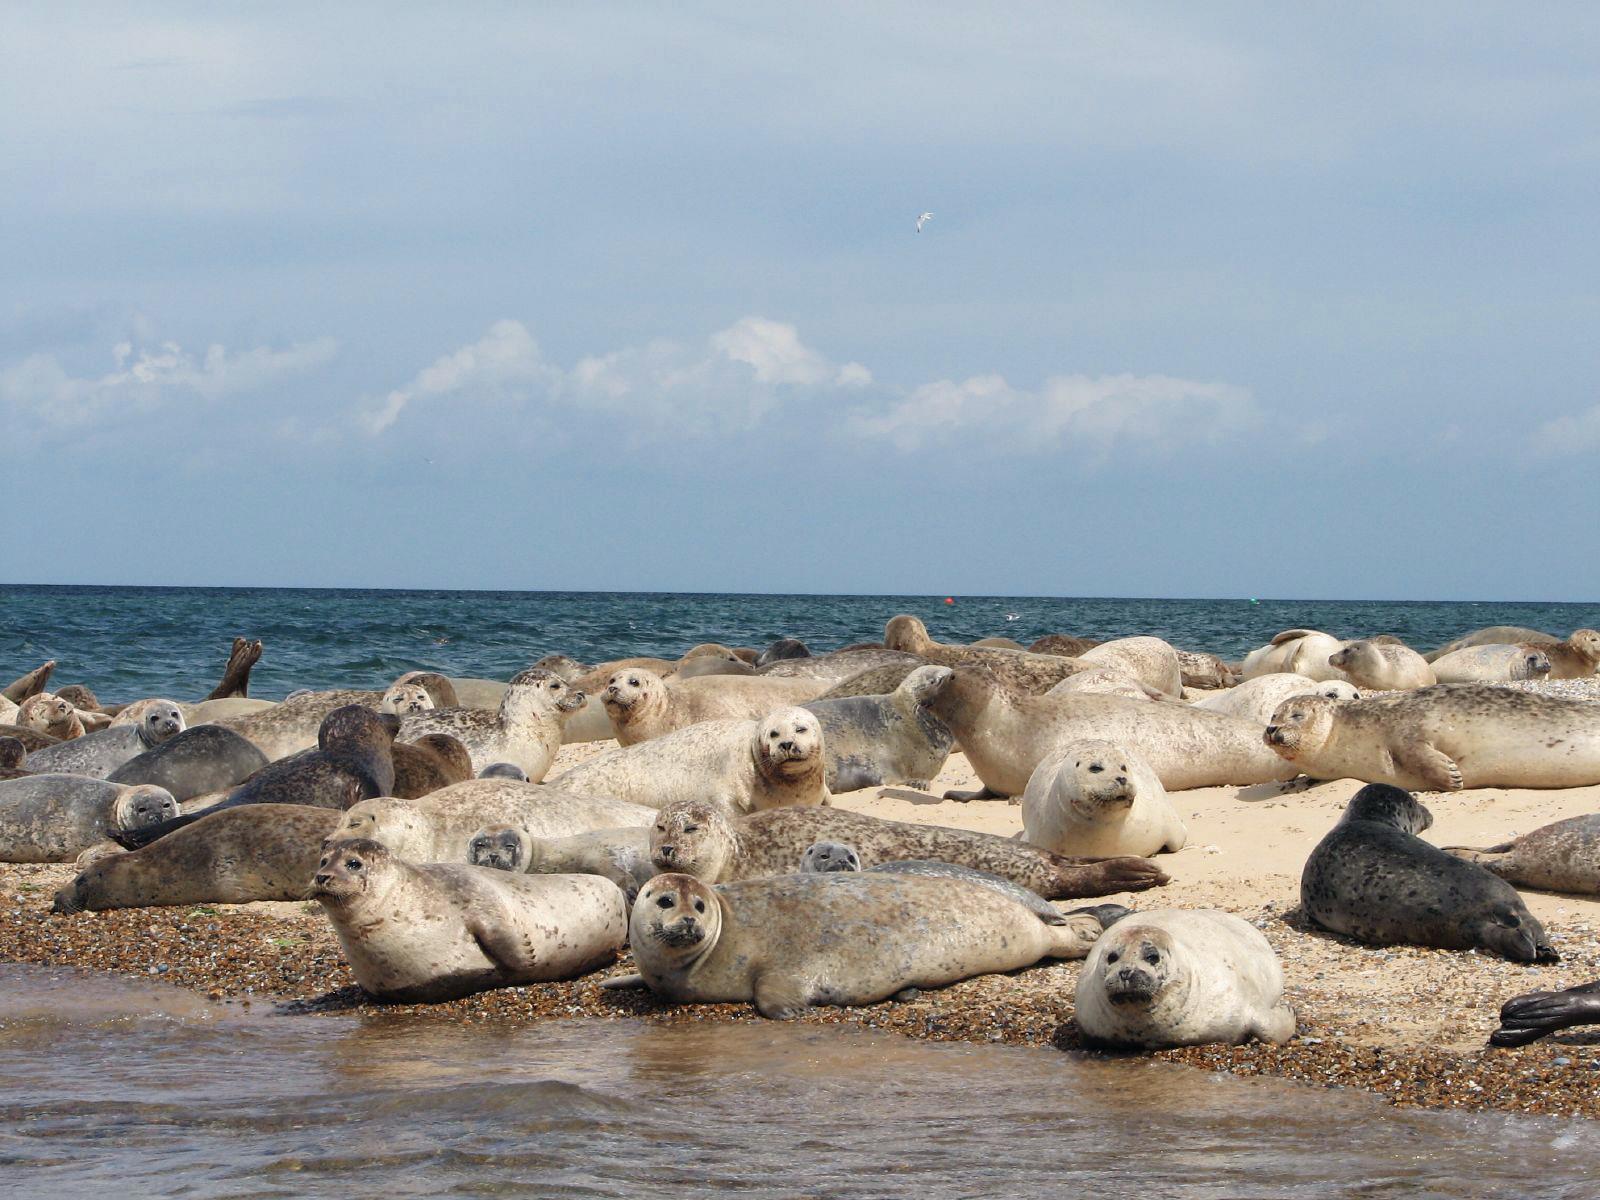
[656,895,675,909]
[629,677,639,686]
[683,824,699,834]
[1088,764,1104,773]
[769,731,780,739]
[1143,951,1160,965]
[693,899,705,913]
[346,859,363,872]
[1106,951,1120,963]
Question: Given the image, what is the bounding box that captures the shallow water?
[2,585,1597,701]
[0,966,1595,1199]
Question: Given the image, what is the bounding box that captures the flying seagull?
[916,212,933,233]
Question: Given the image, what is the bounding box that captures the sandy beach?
[5,739,1597,1122]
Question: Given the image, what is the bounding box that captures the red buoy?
[944,597,954,604]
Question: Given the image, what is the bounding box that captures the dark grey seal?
[108,725,270,801]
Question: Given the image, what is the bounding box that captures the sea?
[3,586,1599,1198]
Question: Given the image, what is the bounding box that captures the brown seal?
[884,616,1086,693]
[390,733,474,799]
[2,661,56,704]
[15,694,85,741]
[1029,635,1102,657]
[0,736,28,780]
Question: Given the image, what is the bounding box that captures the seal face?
[799,841,861,873]
[1021,739,1187,858]
[0,776,178,862]
[382,684,435,715]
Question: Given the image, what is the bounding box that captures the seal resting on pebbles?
[802,664,955,792]
[1021,740,1187,858]
[24,701,185,777]
[1264,685,1600,791]
[1430,645,1552,684]
[469,824,654,901]
[924,667,1297,799]
[604,871,1107,1019]
[647,798,1168,899]
[1300,784,1558,963]
[1326,640,1436,691]
[52,803,334,912]
[555,707,831,813]
[399,667,583,779]
[312,838,626,1002]
[0,775,178,862]
[600,669,827,746]
[1074,909,1296,1049]
[1446,814,1600,896]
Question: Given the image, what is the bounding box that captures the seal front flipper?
[1397,744,1465,791]
[944,786,1001,802]
[752,974,810,1020]
[599,973,646,990]
[467,913,541,974]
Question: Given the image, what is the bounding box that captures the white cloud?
[0,335,337,435]
[846,371,1258,455]
[1531,405,1600,456]
[361,319,552,434]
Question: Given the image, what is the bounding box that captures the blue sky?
[3,4,1598,599]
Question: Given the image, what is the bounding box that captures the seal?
[469,824,654,901]
[15,694,85,741]
[802,664,955,792]
[1492,981,1600,1047]
[1191,674,1360,725]
[54,684,107,714]
[0,775,178,862]
[600,669,829,746]
[756,647,925,683]
[1045,667,1162,702]
[1326,640,1436,690]
[672,656,757,679]
[1074,909,1296,1049]
[971,637,1026,649]
[815,662,922,699]
[390,733,474,799]
[1176,650,1235,690]
[0,737,28,781]
[1080,637,1183,697]
[1300,784,1558,962]
[883,615,1087,693]
[214,671,459,760]
[51,803,334,912]
[201,636,263,700]
[647,798,1169,898]
[1430,645,1552,684]
[24,701,185,777]
[333,778,655,864]
[479,762,528,780]
[381,683,435,715]
[0,725,60,753]
[1539,629,1600,679]
[795,839,1094,925]
[1240,630,1350,683]
[2,660,55,705]
[311,838,626,1002]
[112,704,401,849]
[607,871,1106,1019]
[106,725,269,801]
[1021,739,1188,858]
[1264,684,1600,791]
[556,707,831,814]
[1028,634,1102,658]
[923,667,1297,799]
[1426,625,1560,660]
[757,638,811,665]
[1446,814,1600,896]
[399,667,584,779]
[0,696,16,725]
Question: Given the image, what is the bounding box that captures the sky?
[2,3,1598,600]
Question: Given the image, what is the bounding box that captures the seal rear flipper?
[944,785,1001,802]
[1063,857,1169,899]
[204,637,263,701]
[752,974,810,1019]
[3,661,55,704]
[1491,984,1600,1046]
[467,916,539,974]
[1046,913,1105,959]
[109,809,205,850]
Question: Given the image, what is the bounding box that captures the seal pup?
[0,737,29,781]
[1492,981,1600,1047]
[390,733,474,799]
[51,803,333,913]
[883,615,1088,693]
[1430,645,1552,684]
[802,664,955,792]
[335,780,654,864]
[0,775,178,862]
[15,694,85,741]
[111,705,400,849]
[1300,784,1558,963]
[648,799,1168,898]
[924,667,1297,799]
[1446,814,1600,896]
[1240,630,1350,683]
[1326,640,1436,691]
[399,667,583,779]
[1426,626,1560,660]
[381,683,435,716]
[24,701,185,778]
[556,707,831,814]
[2,661,55,705]
[1080,637,1183,697]
[469,824,654,901]
[601,669,828,746]
[1191,674,1360,725]
[106,725,269,801]
[1021,740,1187,858]
[608,872,1106,1018]
[312,838,626,1002]
[1264,685,1600,791]
[1074,909,1296,1049]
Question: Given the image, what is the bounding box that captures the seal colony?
[7,609,1600,1117]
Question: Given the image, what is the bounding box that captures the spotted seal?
[1300,784,1557,963]
[106,725,269,801]
[600,669,828,746]
[1080,637,1183,697]
[0,737,29,781]
[215,671,458,760]
[1425,626,1559,660]
[1446,814,1600,896]
[399,668,583,779]
[24,701,185,777]
[1021,739,1187,858]
[0,775,178,862]
[469,824,654,901]
[390,733,474,799]
[15,694,85,741]
[801,664,955,792]
[882,615,1087,693]
[1240,630,1350,683]
[1430,645,1552,684]
[1191,674,1360,725]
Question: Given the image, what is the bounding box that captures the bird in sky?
[916,212,933,233]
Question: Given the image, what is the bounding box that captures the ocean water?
[1,965,1597,1200]
[2,585,1596,701]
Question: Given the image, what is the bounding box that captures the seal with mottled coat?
[1264,685,1600,791]
[0,775,178,862]
[601,669,828,746]
[106,725,269,801]
[1074,909,1296,1049]
[647,799,1168,899]
[882,615,1087,693]
[1021,739,1187,858]
[312,838,626,1002]
[801,664,955,792]
[1326,640,1436,691]
[607,871,1107,1018]
[1447,814,1600,896]
[215,671,458,760]
[1426,625,1557,660]
[0,737,29,781]
[15,694,85,741]
[469,824,654,901]
[399,668,584,779]
[24,702,185,777]
[1300,784,1557,963]
[1080,637,1183,696]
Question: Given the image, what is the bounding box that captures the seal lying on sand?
[1080,637,1183,697]
[802,664,954,792]
[399,668,584,779]
[52,803,333,912]
[1074,909,1296,1049]
[1264,685,1600,791]
[556,707,831,813]
[1021,739,1187,858]
[1300,784,1558,963]
[1430,645,1552,684]
[24,702,185,777]
[1426,626,1559,660]
[0,775,178,862]
[1492,981,1600,1047]
[647,799,1168,899]
[1446,814,1600,896]
[600,669,827,746]
[924,667,1297,799]
[604,871,1108,1018]
[1327,641,1436,691]
[312,838,626,1002]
